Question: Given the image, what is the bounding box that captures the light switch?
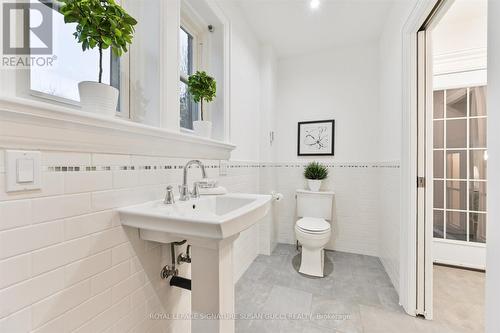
[5,150,41,192]
[17,158,34,183]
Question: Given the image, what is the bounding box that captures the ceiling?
[231,0,396,58]
[432,0,487,56]
[437,0,487,25]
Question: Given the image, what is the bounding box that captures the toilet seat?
[296,217,330,234]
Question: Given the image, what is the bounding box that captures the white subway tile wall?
[378,165,401,290]
[0,253,32,289]
[273,162,400,257]
[0,221,65,259]
[91,154,131,167]
[0,199,32,231]
[0,149,399,332]
[32,237,92,275]
[0,172,65,201]
[64,172,113,194]
[31,194,92,224]
[0,150,5,173]
[0,150,263,333]
[31,279,91,328]
[41,152,91,168]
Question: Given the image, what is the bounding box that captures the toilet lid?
[296,217,330,233]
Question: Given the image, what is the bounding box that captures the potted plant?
[60,0,137,116]
[304,162,328,192]
[188,71,217,138]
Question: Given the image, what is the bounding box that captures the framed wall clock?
[297,119,335,156]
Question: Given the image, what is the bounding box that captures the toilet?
[295,189,334,277]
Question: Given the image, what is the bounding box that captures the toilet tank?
[296,190,334,220]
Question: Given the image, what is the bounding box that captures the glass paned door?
[433,87,488,245]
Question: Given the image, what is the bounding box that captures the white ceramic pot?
[78,81,119,116]
[193,120,212,138]
[307,179,322,192]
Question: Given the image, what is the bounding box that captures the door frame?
[416,29,432,318]
[400,0,453,318]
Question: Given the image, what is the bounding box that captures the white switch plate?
[5,150,42,192]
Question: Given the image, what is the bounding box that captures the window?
[433,86,487,244]
[179,26,199,130]
[29,1,120,108]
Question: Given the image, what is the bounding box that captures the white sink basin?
[118,193,271,241]
[118,192,271,333]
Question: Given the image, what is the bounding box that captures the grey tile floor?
[235,244,477,333]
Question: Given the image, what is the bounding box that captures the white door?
[416,29,434,318]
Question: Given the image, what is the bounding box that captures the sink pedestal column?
[191,235,238,333]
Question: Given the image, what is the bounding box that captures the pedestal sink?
[118,193,272,333]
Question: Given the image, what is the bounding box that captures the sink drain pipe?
[160,240,192,291]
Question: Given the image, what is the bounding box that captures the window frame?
[179,4,206,132]
[24,0,130,116]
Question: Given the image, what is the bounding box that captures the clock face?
[298,120,334,156]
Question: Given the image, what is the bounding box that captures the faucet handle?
[164,185,175,204]
[191,182,200,199]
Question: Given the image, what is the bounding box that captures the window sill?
[0,96,236,159]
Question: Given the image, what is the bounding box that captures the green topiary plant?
[59,0,137,83]
[188,71,217,121]
[304,162,328,180]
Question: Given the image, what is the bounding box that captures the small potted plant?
[304,162,328,192]
[188,71,217,138]
[60,0,137,116]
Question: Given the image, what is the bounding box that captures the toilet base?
[299,246,325,277]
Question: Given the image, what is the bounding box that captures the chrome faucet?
[179,160,207,201]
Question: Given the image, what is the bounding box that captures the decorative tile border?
[44,164,220,172]
[42,161,400,173]
[261,162,400,169]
